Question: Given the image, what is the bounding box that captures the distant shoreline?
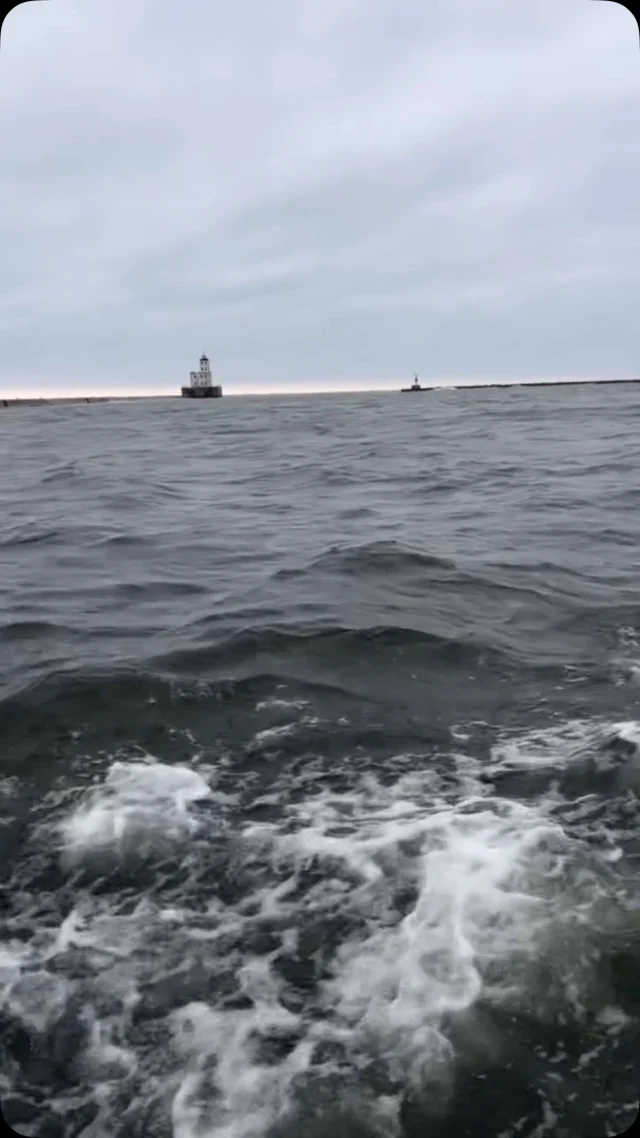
[0,395,167,407]
[2,378,640,407]
[458,378,640,390]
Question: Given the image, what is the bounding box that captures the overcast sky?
[0,0,639,396]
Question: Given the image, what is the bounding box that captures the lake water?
[1,386,639,1137]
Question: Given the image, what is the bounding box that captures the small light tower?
[401,372,432,393]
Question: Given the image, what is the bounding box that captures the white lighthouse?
[181,352,223,398]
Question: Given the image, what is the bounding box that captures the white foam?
[246,723,298,753]
[247,717,319,755]
[84,1009,138,1080]
[273,788,570,1077]
[50,903,150,961]
[104,759,211,808]
[171,993,313,1138]
[241,742,632,1082]
[255,698,308,712]
[488,717,640,780]
[489,719,599,773]
[5,969,71,1032]
[60,759,211,869]
[611,721,640,748]
[7,719,635,1137]
[0,943,24,990]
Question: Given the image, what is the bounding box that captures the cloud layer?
[1,0,638,394]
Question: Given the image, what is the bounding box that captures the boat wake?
[1,713,638,1137]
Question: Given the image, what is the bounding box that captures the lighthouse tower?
[190,353,213,390]
[182,352,223,398]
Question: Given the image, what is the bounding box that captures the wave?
[41,461,79,484]
[0,620,81,643]
[1,534,636,698]
[151,620,512,677]
[0,606,622,732]
[270,540,626,618]
[0,525,63,548]
[274,540,458,579]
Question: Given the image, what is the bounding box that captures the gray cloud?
[0,0,638,394]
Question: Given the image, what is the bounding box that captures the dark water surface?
[0,386,639,1137]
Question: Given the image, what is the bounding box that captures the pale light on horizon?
[1,373,632,401]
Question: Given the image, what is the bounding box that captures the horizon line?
[2,375,637,400]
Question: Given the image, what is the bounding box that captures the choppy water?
[1,386,639,1138]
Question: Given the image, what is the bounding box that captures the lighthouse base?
[181,386,223,399]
